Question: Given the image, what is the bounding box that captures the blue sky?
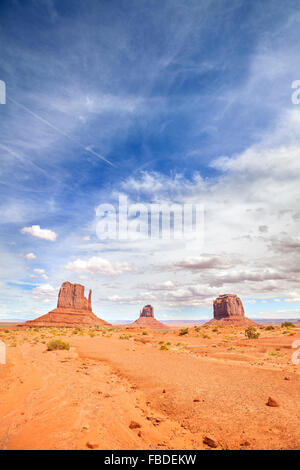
[0,0,300,321]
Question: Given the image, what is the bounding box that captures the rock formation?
[131,304,167,329]
[23,281,110,328]
[57,282,92,311]
[140,305,154,317]
[206,294,256,326]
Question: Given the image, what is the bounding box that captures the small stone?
[240,440,250,447]
[284,376,291,381]
[129,421,141,429]
[193,397,200,402]
[86,441,98,449]
[203,436,218,448]
[162,389,166,393]
[267,397,279,407]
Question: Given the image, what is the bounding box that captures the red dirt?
[0,324,299,450]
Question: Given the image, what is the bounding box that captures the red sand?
[0,324,299,450]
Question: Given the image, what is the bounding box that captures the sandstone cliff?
[131,304,167,329]
[23,282,110,328]
[206,294,256,326]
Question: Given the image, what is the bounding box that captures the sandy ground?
[0,324,299,450]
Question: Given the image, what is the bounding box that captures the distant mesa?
[23,281,110,328]
[206,294,256,326]
[131,304,167,329]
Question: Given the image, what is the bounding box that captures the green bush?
[47,339,70,351]
[160,344,169,350]
[265,325,275,331]
[119,334,131,340]
[179,328,189,336]
[281,321,294,328]
[245,326,260,339]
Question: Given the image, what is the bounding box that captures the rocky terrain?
[0,321,299,450]
[1,289,299,450]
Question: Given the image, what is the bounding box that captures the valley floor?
[0,325,299,450]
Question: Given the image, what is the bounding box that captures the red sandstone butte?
[206,294,256,326]
[131,305,167,329]
[23,281,110,328]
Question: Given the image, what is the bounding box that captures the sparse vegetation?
[160,344,169,350]
[245,326,260,339]
[135,337,147,344]
[119,334,131,340]
[281,322,295,328]
[47,339,70,351]
[179,328,189,336]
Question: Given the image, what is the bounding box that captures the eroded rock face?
[57,282,92,311]
[206,294,256,326]
[140,305,154,318]
[131,305,167,329]
[213,294,245,320]
[22,281,110,328]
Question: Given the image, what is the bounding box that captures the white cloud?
[21,225,57,241]
[64,256,133,275]
[34,268,45,274]
[171,255,234,271]
[32,283,57,299]
[284,292,300,303]
[270,235,300,253]
[256,308,300,319]
[20,252,36,260]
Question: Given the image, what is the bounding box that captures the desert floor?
[0,323,299,450]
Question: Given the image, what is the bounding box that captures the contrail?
[0,142,50,177]
[7,96,116,167]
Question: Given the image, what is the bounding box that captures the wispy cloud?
[1,1,300,320]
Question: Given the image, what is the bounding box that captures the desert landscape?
[2,0,300,455]
[0,283,299,450]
